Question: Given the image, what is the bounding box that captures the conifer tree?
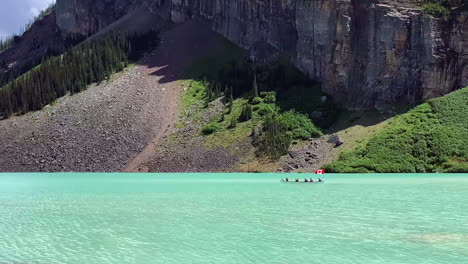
[229,115,237,129]
[252,73,259,98]
[228,89,234,114]
[239,103,252,122]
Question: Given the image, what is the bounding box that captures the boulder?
[328,134,344,148]
[288,151,299,159]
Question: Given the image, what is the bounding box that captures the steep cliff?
[56,0,146,36]
[56,0,467,109]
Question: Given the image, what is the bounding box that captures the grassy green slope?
[325,87,468,173]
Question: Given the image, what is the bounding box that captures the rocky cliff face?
[56,0,467,109]
[56,0,147,36]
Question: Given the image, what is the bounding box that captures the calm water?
[0,174,467,264]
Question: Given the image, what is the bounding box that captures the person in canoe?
[285,178,289,182]
[295,178,299,182]
[304,178,309,182]
[310,178,314,183]
[318,178,323,182]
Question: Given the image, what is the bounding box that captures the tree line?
[0,34,87,89]
[0,31,159,119]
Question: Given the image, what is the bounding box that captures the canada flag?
[315,169,325,174]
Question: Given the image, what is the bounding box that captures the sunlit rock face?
[56,0,467,109]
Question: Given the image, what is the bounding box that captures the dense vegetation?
[1,35,80,89]
[325,87,468,173]
[193,58,340,127]
[189,57,331,159]
[254,115,292,160]
[0,31,159,119]
[251,99,323,159]
[0,34,85,89]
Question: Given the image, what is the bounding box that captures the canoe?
[281,180,324,183]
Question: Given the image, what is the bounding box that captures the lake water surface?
[0,174,467,264]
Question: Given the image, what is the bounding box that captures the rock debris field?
[0,64,177,172]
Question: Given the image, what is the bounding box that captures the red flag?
[315,169,325,174]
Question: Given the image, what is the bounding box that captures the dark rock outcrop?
[327,134,344,148]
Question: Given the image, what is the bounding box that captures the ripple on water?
[0,175,468,264]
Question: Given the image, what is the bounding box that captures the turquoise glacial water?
[0,174,467,264]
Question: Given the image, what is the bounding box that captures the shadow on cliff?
[133,20,230,85]
[325,105,413,135]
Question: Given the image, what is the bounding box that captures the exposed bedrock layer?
[55,0,468,109]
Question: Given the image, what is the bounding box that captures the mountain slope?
[0,20,247,172]
[325,87,468,173]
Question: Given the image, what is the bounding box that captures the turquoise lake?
[0,174,467,264]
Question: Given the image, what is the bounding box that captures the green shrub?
[417,0,464,19]
[422,3,449,18]
[277,110,323,139]
[260,91,277,104]
[250,97,263,105]
[292,128,312,140]
[201,122,220,135]
[444,163,468,173]
[255,104,277,116]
